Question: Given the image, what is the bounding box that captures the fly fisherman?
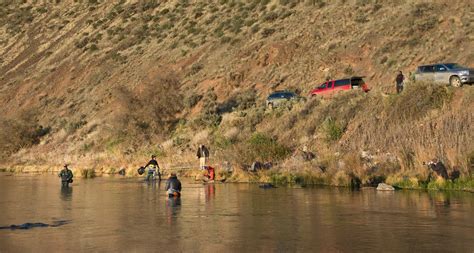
[58,164,74,187]
[165,172,182,197]
[144,155,161,181]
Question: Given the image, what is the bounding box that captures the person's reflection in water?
[60,186,73,201]
[429,191,451,216]
[147,179,161,189]
[166,197,181,225]
[205,184,215,202]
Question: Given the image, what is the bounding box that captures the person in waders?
[144,155,161,181]
[165,172,182,198]
[58,164,73,187]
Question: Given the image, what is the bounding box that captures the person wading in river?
[165,172,182,198]
[196,144,210,170]
[144,155,161,181]
[58,164,74,187]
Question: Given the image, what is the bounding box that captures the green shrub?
[80,169,96,178]
[270,172,298,185]
[220,36,231,43]
[172,136,190,147]
[89,43,99,51]
[75,37,89,49]
[189,63,203,75]
[245,133,291,162]
[263,12,278,22]
[322,117,344,142]
[261,28,275,37]
[390,82,453,121]
[251,24,260,33]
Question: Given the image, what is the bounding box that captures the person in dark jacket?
[395,71,405,94]
[144,155,161,181]
[196,144,210,170]
[58,164,73,187]
[165,172,182,197]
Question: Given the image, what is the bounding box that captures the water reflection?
[0,175,473,252]
[60,186,73,201]
[166,197,181,225]
[167,197,181,208]
[145,179,161,189]
[205,184,215,202]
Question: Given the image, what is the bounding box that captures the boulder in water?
[376,183,395,191]
[259,183,276,189]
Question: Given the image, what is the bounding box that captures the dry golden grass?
[0,1,473,191]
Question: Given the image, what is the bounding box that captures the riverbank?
[2,165,473,193]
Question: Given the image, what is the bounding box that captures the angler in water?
[143,155,161,181]
[165,172,181,198]
[58,164,73,187]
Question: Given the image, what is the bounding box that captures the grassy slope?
[0,0,473,188]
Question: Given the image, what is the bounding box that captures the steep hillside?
[0,0,473,181]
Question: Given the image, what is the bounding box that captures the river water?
[0,173,473,252]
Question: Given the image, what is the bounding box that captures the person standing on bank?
[58,164,74,187]
[196,144,210,170]
[395,71,405,94]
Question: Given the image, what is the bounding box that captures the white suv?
[414,63,473,87]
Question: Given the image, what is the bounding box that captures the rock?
[259,183,276,189]
[118,168,126,176]
[249,161,273,172]
[377,183,395,191]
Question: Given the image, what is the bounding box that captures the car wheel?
[267,103,274,110]
[449,76,462,87]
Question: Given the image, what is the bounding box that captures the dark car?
[414,63,474,87]
[309,77,370,97]
[266,91,301,109]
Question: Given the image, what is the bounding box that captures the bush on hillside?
[389,82,453,121]
[218,89,257,113]
[0,117,50,159]
[322,117,344,142]
[184,94,203,108]
[243,133,291,162]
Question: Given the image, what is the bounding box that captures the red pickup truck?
[309,77,370,97]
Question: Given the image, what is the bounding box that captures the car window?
[421,65,434,73]
[269,93,282,99]
[444,63,465,70]
[319,82,327,89]
[335,79,350,87]
[269,92,294,99]
[282,93,292,98]
[351,78,364,86]
[435,65,447,72]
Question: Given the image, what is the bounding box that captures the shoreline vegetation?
[1,166,473,193]
[1,83,472,193]
[1,83,473,193]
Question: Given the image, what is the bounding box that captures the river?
[0,173,473,252]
